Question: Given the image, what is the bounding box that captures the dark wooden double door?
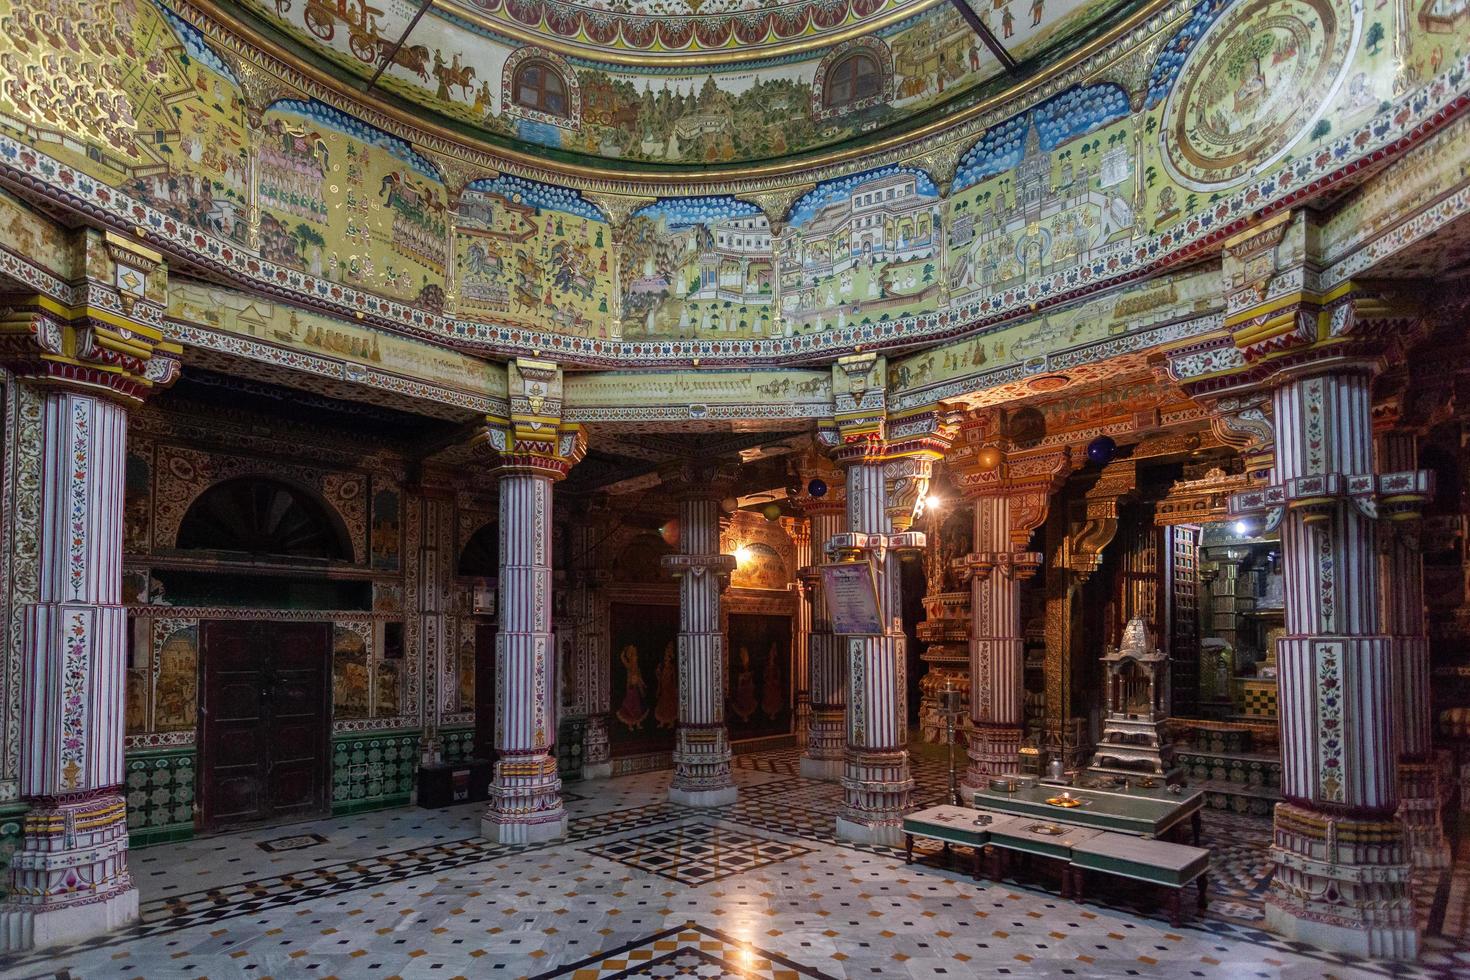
[199,620,331,831]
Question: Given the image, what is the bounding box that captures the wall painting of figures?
[452,174,611,336]
[725,614,792,741]
[257,99,447,308]
[780,166,943,335]
[0,0,251,245]
[608,602,680,758]
[620,197,775,339]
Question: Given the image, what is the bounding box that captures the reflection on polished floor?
[4,749,1467,980]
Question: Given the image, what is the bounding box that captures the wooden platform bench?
[901,805,998,877]
[1065,832,1211,927]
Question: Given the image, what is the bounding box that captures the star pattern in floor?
[0,748,1464,979]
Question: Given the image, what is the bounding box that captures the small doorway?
[198,620,332,831]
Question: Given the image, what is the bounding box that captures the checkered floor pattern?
[4,746,1465,979]
[580,822,814,885]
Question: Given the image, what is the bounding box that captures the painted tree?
[1366,21,1385,55]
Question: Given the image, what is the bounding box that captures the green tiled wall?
[125,748,197,847]
[0,802,26,898]
[440,726,476,764]
[331,730,421,815]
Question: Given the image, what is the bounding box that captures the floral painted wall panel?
[780,166,944,334]
[257,100,448,309]
[621,197,775,339]
[0,0,251,245]
[452,175,611,336]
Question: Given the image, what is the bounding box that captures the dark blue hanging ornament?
[1086,435,1117,465]
[807,478,828,498]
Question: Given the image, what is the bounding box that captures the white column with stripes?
[801,498,847,781]
[482,469,567,844]
[1262,368,1417,957]
[961,492,1029,786]
[667,491,737,807]
[1,389,139,951]
[788,518,813,741]
[1377,429,1448,870]
[834,457,912,846]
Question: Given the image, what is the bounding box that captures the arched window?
[177,477,352,561]
[458,521,500,578]
[824,51,881,110]
[513,60,569,117]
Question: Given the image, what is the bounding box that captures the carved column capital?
[473,357,585,480]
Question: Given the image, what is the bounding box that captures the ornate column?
[1162,213,1424,958]
[1376,423,1449,871]
[662,465,738,807]
[413,484,454,767]
[0,246,181,951]
[822,354,951,845]
[476,359,585,845]
[948,412,1067,785]
[795,466,847,780]
[575,501,613,780]
[783,515,813,740]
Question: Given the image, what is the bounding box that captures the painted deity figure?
[731,645,758,722]
[654,642,678,729]
[616,644,649,729]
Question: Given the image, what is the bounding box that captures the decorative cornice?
[0,293,181,404]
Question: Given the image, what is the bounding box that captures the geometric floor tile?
[581,822,813,885]
[255,832,329,852]
[530,923,839,979]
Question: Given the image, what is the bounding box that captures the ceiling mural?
[780,165,944,334]
[0,0,1459,373]
[620,197,774,339]
[451,174,613,336]
[227,0,1143,166]
[258,99,449,308]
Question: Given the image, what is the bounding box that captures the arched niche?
[176,475,353,562]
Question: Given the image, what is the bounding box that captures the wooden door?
[263,621,331,821]
[473,621,498,762]
[200,620,331,831]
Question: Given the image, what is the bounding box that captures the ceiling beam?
[946,0,1019,74]
[365,0,435,91]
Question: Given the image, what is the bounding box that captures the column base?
[669,784,738,807]
[799,756,844,781]
[961,724,1023,791]
[0,884,139,953]
[481,809,568,845]
[1265,802,1419,959]
[1398,761,1451,871]
[1264,896,1418,960]
[835,814,904,847]
[482,753,566,845]
[670,725,735,807]
[838,748,912,848]
[582,761,613,781]
[0,790,138,952]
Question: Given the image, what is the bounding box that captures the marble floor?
[2,748,1467,980]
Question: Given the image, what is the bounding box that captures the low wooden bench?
[1066,832,1211,927]
[901,805,997,877]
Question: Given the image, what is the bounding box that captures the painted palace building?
[0,0,1468,976]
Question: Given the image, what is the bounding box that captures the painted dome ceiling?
[219,0,1150,171]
